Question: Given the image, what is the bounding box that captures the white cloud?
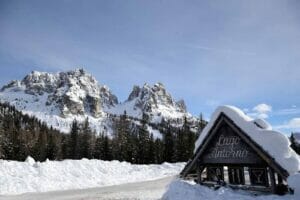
[248,103,272,119]
[253,113,269,119]
[189,44,256,56]
[242,108,249,113]
[273,108,300,116]
[275,118,300,130]
[253,103,272,113]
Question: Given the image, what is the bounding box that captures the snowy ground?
[0,157,185,195]
[0,176,175,200]
[2,177,300,200]
[163,179,300,200]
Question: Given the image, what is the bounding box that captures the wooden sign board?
[201,123,265,165]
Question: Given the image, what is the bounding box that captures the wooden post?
[197,165,202,184]
[277,174,283,184]
[196,158,204,184]
[269,168,276,194]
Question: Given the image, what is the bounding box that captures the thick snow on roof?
[194,105,300,175]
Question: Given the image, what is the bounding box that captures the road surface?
[0,176,176,200]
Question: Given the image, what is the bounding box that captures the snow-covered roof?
[194,105,300,175]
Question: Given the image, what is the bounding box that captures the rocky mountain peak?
[128,85,141,101]
[124,82,186,117]
[0,69,118,118]
[100,85,118,108]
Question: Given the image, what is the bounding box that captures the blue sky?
[0,0,300,134]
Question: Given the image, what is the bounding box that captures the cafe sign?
[202,124,264,164]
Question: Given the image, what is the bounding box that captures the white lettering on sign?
[207,134,249,159]
[216,135,240,147]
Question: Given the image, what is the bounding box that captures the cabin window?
[206,166,224,181]
[249,167,269,187]
[228,166,245,185]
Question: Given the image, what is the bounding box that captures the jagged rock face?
[100,86,118,108]
[176,100,187,113]
[1,69,118,118]
[128,86,141,101]
[0,80,23,92]
[126,82,187,116]
[22,71,59,95]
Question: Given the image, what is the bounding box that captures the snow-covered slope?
[0,157,185,195]
[0,69,197,135]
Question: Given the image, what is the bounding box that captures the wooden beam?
[269,168,276,194]
[197,165,204,183]
[277,174,283,184]
[200,182,273,193]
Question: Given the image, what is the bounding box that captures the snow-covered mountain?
[108,83,192,123]
[0,69,197,135]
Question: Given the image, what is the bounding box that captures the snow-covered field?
[0,157,185,195]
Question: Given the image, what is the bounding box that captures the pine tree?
[33,130,48,161]
[154,138,164,164]
[70,120,79,159]
[12,116,27,161]
[184,117,195,160]
[137,113,150,164]
[163,122,174,162]
[94,133,112,160]
[79,118,94,159]
[147,134,155,164]
[102,134,112,160]
[94,135,102,159]
[112,111,131,161]
[61,135,69,159]
[46,131,61,160]
[175,128,185,162]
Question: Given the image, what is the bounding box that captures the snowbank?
[163,179,299,200]
[0,157,185,195]
[194,105,300,175]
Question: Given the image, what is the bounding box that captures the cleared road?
[0,176,176,200]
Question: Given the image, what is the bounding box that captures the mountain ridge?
[0,68,198,135]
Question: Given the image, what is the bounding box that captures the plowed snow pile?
[0,157,184,195]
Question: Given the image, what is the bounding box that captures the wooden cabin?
[180,106,299,194]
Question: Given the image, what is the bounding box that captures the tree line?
[0,102,207,164]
